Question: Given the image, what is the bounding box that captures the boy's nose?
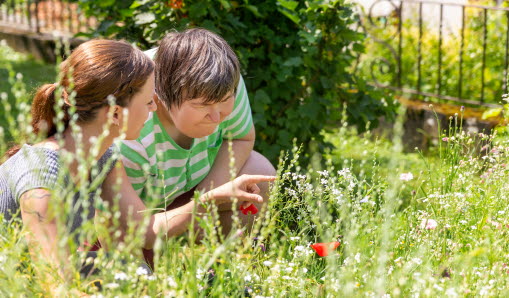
[208,110,221,123]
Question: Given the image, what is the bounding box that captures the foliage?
[78,0,397,163]
[358,3,508,106]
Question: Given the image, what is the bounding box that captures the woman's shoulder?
[1,145,61,203]
[2,144,59,172]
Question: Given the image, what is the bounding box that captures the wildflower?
[240,204,258,215]
[442,137,449,142]
[310,242,340,257]
[114,272,128,281]
[400,172,414,181]
[104,282,119,289]
[317,170,329,177]
[167,276,177,287]
[359,196,369,203]
[196,268,205,279]
[263,260,273,267]
[420,218,438,230]
[136,266,149,276]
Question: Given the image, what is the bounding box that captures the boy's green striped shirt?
[120,50,253,207]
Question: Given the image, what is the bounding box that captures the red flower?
[240,204,258,215]
[310,242,340,257]
[166,0,183,9]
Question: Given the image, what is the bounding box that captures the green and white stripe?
[120,76,253,207]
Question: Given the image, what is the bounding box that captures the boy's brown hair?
[154,28,240,108]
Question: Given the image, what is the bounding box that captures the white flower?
[263,261,273,267]
[420,218,438,230]
[317,170,329,177]
[195,268,205,279]
[400,172,414,181]
[167,276,177,288]
[290,237,301,241]
[104,282,119,289]
[244,274,252,282]
[136,266,149,276]
[114,272,128,280]
[359,196,369,203]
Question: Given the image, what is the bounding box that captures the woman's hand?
[203,174,276,206]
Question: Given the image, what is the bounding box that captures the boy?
[120,28,275,233]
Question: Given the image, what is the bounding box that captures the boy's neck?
[155,101,194,149]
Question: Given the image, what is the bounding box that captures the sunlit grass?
[2,40,509,296]
[0,41,56,142]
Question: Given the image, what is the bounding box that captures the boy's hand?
[203,174,276,206]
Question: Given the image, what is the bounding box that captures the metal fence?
[358,0,509,107]
[0,0,92,35]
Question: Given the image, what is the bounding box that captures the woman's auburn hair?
[4,39,154,159]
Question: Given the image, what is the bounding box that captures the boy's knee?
[241,151,276,177]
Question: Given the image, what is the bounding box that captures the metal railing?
[358,0,509,107]
[0,0,92,35]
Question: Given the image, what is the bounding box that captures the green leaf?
[130,0,149,9]
[277,0,299,11]
[277,8,300,25]
[246,5,262,17]
[188,3,208,19]
[219,0,231,9]
[119,9,134,18]
[98,0,115,8]
[283,57,302,67]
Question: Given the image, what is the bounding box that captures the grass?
[3,41,509,296]
[0,41,56,142]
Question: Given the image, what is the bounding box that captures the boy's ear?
[153,92,159,102]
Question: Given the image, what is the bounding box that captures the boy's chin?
[185,127,218,139]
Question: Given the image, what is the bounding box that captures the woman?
[0,39,274,289]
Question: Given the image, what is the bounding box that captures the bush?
[78,0,396,163]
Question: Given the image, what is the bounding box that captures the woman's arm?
[20,188,70,287]
[100,162,275,249]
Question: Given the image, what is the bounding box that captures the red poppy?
[310,241,340,257]
[240,204,258,215]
